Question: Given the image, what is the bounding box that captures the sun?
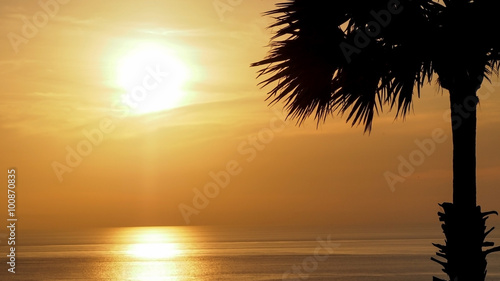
[116,43,189,115]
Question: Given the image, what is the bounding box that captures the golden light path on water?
[114,226,195,281]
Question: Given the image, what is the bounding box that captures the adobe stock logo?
[384,129,448,192]
[213,0,243,22]
[51,65,171,183]
[282,235,340,281]
[384,77,500,192]
[340,0,403,63]
[178,109,289,224]
[7,0,71,54]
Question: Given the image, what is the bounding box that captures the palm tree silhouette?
[252,0,500,280]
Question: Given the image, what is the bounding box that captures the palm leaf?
[252,0,437,132]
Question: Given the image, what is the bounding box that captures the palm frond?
[252,0,436,132]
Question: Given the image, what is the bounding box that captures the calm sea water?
[1,225,499,280]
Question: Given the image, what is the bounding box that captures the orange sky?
[1,0,500,231]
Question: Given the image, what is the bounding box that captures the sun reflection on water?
[127,242,181,259]
[114,226,194,281]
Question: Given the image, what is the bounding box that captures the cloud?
[51,15,104,26]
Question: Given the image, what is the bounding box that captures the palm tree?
[251,0,500,280]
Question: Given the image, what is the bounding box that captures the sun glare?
[116,43,190,115]
[127,242,180,259]
[125,230,182,259]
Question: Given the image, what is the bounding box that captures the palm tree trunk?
[432,82,497,281]
[449,85,477,210]
[445,85,483,280]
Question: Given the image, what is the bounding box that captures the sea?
[1,225,499,280]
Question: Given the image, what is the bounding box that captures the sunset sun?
[116,43,190,115]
